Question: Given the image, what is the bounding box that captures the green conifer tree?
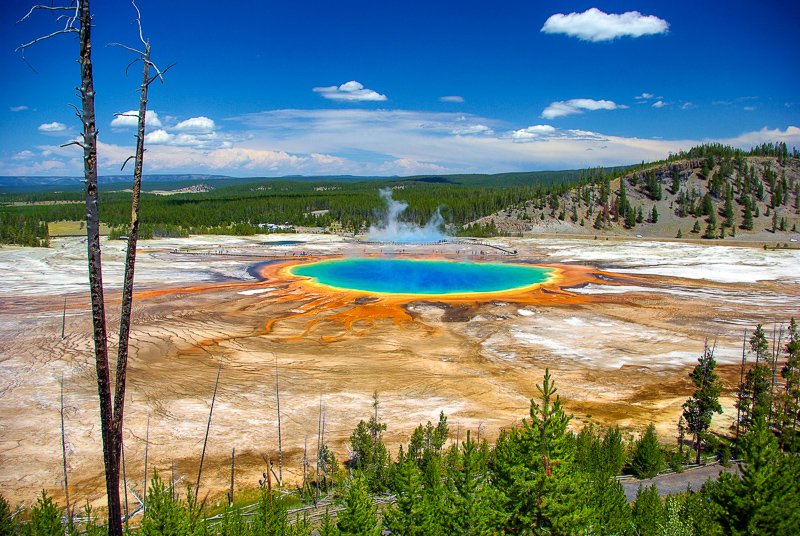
[630,424,663,479]
[27,491,63,536]
[706,419,800,534]
[632,484,663,536]
[492,369,590,534]
[337,473,382,536]
[682,344,723,464]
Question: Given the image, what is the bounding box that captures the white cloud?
[510,124,557,141]
[38,122,68,133]
[541,8,669,42]
[511,125,607,143]
[541,98,627,119]
[681,102,694,110]
[635,93,655,100]
[8,106,800,178]
[144,129,173,144]
[652,100,667,109]
[12,150,35,160]
[743,106,756,112]
[10,105,29,112]
[313,80,388,102]
[439,95,464,103]
[452,124,493,136]
[110,110,162,128]
[173,116,216,133]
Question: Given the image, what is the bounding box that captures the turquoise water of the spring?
[290,258,553,295]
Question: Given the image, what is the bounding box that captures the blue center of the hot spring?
[290,258,553,295]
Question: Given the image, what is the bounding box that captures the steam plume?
[366,188,447,243]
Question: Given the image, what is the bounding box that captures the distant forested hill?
[1,143,797,244]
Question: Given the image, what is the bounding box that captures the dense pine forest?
[0,169,597,244]
[1,143,797,246]
[2,319,798,535]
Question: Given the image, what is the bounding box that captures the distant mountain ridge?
[0,174,232,192]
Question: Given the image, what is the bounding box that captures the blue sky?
[1,0,798,177]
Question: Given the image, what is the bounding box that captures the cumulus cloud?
[313,80,388,102]
[110,110,162,128]
[635,93,655,100]
[652,100,667,108]
[38,122,68,133]
[10,105,29,112]
[173,116,216,133]
[439,95,464,103]
[541,98,627,119]
[511,125,607,143]
[541,8,669,42]
[144,129,173,144]
[510,124,557,141]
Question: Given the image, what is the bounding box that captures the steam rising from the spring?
[366,188,447,243]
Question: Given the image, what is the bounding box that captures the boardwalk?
[620,462,740,501]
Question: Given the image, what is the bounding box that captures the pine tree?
[384,459,439,536]
[140,471,199,536]
[632,484,663,536]
[777,319,800,451]
[349,394,391,491]
[630,424,663,478]
[742,203,754,230]
[671,170,680,195]
[691,220,701,233]
[319,509,340,536]
[27,491,63,536]
[703,212,718,239]
[736,326,773,435]
[650,205,659,223]
[444,431,499,535]
[492,369,590,534]
[706,419,800,534]
[618,179,628,220]
[337,473,382,536]
[0,494,15,536]
[682,344,723,464]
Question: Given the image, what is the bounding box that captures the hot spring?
[289,258,554,295]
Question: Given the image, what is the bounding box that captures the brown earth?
[0,237,797,514]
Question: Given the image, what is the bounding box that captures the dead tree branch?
[195,358,224,507]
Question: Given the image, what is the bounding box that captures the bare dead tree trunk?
[75,2,123,532]
[17,4,165,532]
[303,435,308,494]
[736,330,747,442]
[228,447,235,507]
[275,355,283,486]
[121,439,129,522]
[143,414,149,509]
[60,375,71,523]
[112,38,150,489]
[195,358,223,506]
[61,296,67,340]
[315,396,322,505]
